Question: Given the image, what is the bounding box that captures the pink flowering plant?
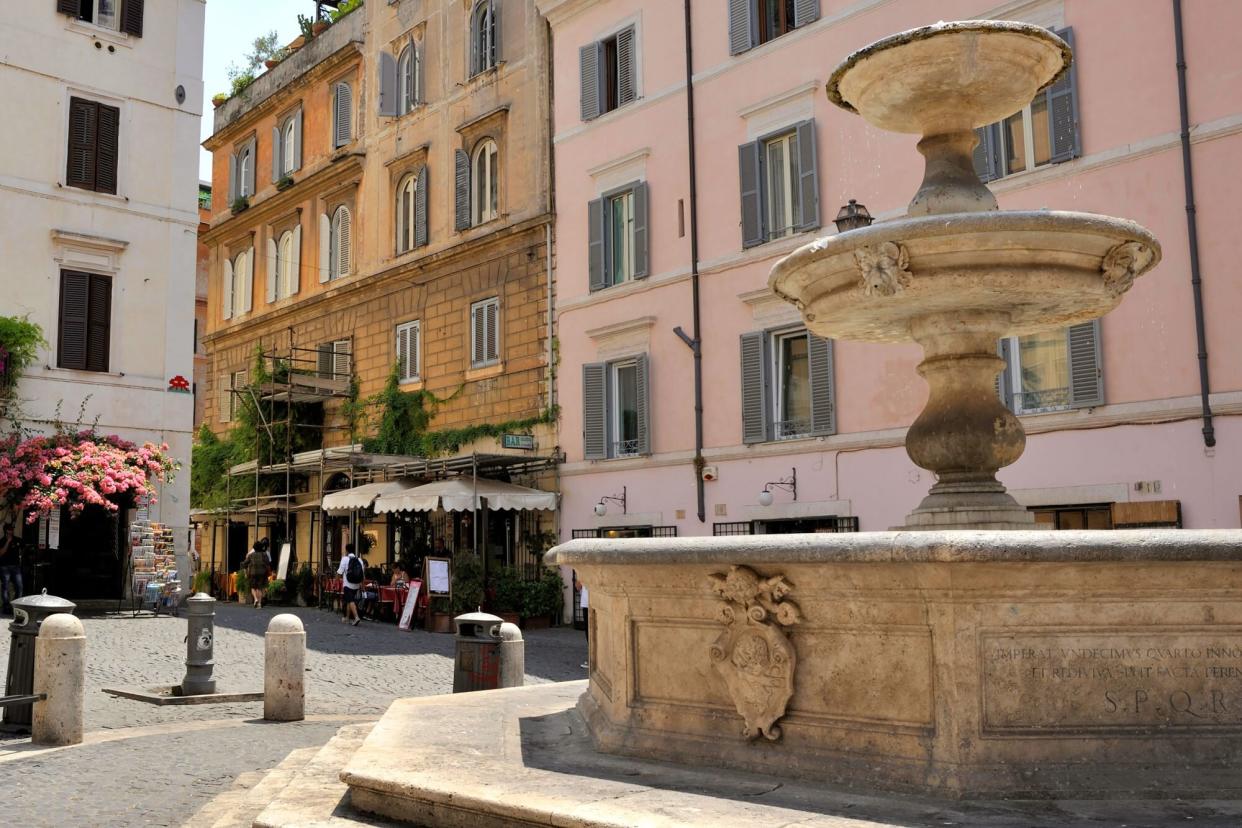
[0,429,179,522]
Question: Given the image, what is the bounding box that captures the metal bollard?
[181,592,217,696]
[264,614,305,722]
[32,613,85,746]
[498,622,524,689]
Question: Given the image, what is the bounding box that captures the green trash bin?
[2,590,76,731]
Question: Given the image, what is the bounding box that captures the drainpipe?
[1172,0,1216,448]
[673,0,706,523]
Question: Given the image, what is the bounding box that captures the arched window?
[238,146,252,197]
[282,119,296,175]
[233,250,248,313]
[396,174,417,254]
[329,205,352,279]
[472,139,498,225]
[469,0,497,77]
[398,45,417,115]
[278,230,295,297]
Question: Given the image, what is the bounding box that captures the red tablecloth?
[380,585,408,620]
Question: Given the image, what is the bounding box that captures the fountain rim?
[546,530,1242,567]
[826,20,1073,116]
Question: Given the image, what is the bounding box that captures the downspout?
[1173,0,1216,447]
[673,0,706,523]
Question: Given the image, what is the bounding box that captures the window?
[588,181,649,291]
[472,139,499,225]
[729,0,818,55]
[229,136,256,203]
[66,97,120,194]
[57,270,111,372]
[469,0,498,78]
[713,516,860,535]
[332,82,353,148]
[582,355,650,460]
[396,174,417,254]
[1031,504,1113,530]
[239,146,252,195]
[329,205,352,279]
[396,320,421,383]
[998,320,1102,413]
[317,340,351,381]
[381,44,422,117]
[275,230,296,299]
[974,27,1079,182]
[738,121,819,249]
[229,369,248,420]
[60,0,144,36]
[223,246,253,319]
[579,26,636,122]
[740,328,834,443]
[273,111,301,179]
[398,45,418,114]
[572,527,678,539]
[470,297,500,367]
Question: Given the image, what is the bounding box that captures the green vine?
[0,316,46,411]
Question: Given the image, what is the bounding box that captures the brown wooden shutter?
[58,271,90,370]
[66,97,98,191]
[86,274,112,372]
[95,103,120,194]
[121,0,144,37]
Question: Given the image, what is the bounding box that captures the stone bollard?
[32,613,85,746]
[181,592,217,696]
[264,614,305,722]
[498,622,525,689]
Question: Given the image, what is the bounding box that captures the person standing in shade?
[243,540,270,608]
[575,574,589,670]
[337,542,363,626]
[0,523,23,616]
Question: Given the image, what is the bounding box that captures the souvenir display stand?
[128,517,181,616]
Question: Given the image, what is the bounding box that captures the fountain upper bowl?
[827,21,1071,135]
[768,211,1161,343]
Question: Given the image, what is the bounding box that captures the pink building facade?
[537,0,1242,542]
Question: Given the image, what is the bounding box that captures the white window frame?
[396,174,416,254]
[280,117,296,176]
[469,0,496,78]
[329,205,352,280]
[609,358,640,459]
[606,188,635,286]
[396,320,421,383]
[1000,101,1052,177]
[232,251,248,315]
[398,45,417,115]
[764,131,796,241]
[276,230,295,299]
[1005,331,1072,415]
[238,146,253,198]
[472,139,499,226]
[771,327,811,440]
[93,0,120,31]
[470,296,500,368]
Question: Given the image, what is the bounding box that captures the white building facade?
[0,1,204,597]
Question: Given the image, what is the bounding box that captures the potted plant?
[450,552,484,616]
[297,563,316,607]
[489,567,523,626]
[521,568,564,630]
[265,578,286,604]
[192,571,212,595]
[235,569,249,604]
[427,596,452,633]
[276,174,294,191]
[212,93,229,108]
[297,14,315,42]
[312,18,329,35]
[230,196,249,214]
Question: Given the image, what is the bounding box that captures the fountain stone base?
[550,530,1242,799]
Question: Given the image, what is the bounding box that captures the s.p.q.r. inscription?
[981,629,1242,735]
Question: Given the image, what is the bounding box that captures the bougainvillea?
[0,430,178,522]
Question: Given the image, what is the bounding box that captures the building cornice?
[533,0,605,26]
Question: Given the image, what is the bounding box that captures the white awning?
[373,477,558,514]
[321,480,411,515]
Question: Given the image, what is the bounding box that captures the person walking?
[243,540,270,608]
[0,523,22,616]
[337,542,364,626]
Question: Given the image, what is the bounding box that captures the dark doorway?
[227,520,249,571]
[41,505,125,600]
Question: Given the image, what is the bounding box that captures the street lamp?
[757,469,798,506]
[833,199,874,233]
[594,487,627,516]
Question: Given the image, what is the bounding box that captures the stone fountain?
[325,23,1242,827]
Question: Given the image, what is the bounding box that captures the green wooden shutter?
[739,331,769,444]
[996,339,1014,411]
[1048,27,1081,162]
[414,165,429,248]
[973,124,1001,183]
[807,333,835,436]
[379,52,397,117]
[617,26,637,106]
[728,0,754,55]
[86,274,111,372]
[794,120,820,232]
[579,42,602,121]
[738,141,765,248]
[587,197,606,291]
[454,149,471,231]
[634,353,651,456]
[632,182,649,279]
[793,0,819,27]
[582,363,608,460]
[1067,320,1103,407]
[95,103,119,195]
[58,271,90,370]
[66,97,97,191]
[120,0,144,37]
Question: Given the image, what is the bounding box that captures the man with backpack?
[337,542,364,626]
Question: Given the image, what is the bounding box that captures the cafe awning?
[321,480,412,515]
[373,477,558,514]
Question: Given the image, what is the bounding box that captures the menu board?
[276,542,292,579]
[425,557,451,596]
[399,578,423,631]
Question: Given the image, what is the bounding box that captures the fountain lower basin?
[551,531,1242,799]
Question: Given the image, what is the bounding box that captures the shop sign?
[501,434,535,451]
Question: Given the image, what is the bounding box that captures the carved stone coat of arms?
[707,566,801,741]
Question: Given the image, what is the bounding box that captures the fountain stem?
[910,131,998,216]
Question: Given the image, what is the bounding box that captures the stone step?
[252,723,379,828]
[183,747,318,828]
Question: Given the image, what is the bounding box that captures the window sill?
[65,18,132,48]
[744,227,817,252]
[59,183,126,204]
[465,362,504,381]
[398,378,424,391]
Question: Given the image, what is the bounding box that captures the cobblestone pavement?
[1,603,587,826]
